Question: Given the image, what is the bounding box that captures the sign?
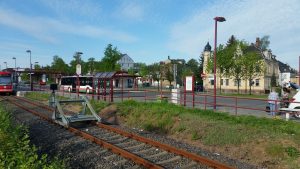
[76,64,81,75]
[185,76,194,91]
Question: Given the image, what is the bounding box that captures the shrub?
[0,106,65,169]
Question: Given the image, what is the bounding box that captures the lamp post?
[26,50,32,91]
[3,62,7,69]
[299,56,300,85]
[12,57,16,69]
[213,16,226,110]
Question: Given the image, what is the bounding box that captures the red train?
[0,71,16,95]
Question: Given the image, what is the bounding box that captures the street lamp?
[12,57,16,69]
[299,56,300,85]
[213,16,226,110]
[3,62,7,69]
[26,50,33,91]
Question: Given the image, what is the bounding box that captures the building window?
[255,79,260,86]
[234,79,241,86]
[226,79,229,86]
[210,80,214,86]
[221,79,223,86]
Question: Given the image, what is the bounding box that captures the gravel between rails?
[5,96,259,169]
[109,126,259,169]
[4,99,140,169]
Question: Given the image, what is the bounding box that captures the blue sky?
[0,0,299,70]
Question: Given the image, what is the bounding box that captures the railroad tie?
[157,156,182,165]
[125,143,145,151]
[180,161,198,169]
[133,147,156,154]
[147,151,168,159]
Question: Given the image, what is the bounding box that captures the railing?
[29,85,300,119]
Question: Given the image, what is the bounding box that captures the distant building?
[278,61,298,85]
[118,54,134,71]
[202,38,281,94]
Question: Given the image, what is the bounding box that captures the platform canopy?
[94,71,138,79]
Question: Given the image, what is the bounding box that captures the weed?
[285,146,300,159]
[176,124,187,132]
[265,144,285,158]
[191,131,200,140]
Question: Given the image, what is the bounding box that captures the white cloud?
[116,2,144,21]
[167,0,300,68]
[40,0,102,19]
[0,7,137,43]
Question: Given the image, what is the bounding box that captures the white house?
[118,54,134,71]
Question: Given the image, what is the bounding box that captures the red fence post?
[92,76,95,100]
[204,95,207,110]
[235,97,238,115]
[184,77,186,106]
[121,77,123,102]
[192,76,195,108]
[110,79,113,102]
[104,79,107,101]
[77,75,79,98]
[97,79,100,100]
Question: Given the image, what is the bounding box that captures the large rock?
[98,104,118,125]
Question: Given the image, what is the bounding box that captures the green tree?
[229,42,245,94]
[87,57,95,74]
[163,64,174,87]
[148,63,161,90]
[271,72,277,87]
[186,59,199,84]
[260,35,270,51]
[241,50,264,94]
[69,52,84,75]
[51,55,69,74]
[101,44,122,71]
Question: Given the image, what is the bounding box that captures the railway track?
[5,96,236,169]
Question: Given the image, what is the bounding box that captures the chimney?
[255,37,260,48]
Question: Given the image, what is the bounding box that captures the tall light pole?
[12,57,16,69]
[213,16,226,110]
[299,56,300,85]
[26,50,32,91]
[3,62,7,69]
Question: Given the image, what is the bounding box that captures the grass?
[219,93,268,99]
[0,105,65,169]
[24,92,300,169]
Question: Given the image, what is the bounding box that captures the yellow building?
[202,39,279,94]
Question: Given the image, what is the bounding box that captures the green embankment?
[25,92,300,168]
[0,104,65,169]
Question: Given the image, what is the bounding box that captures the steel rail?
[6,97,163,169]
[15,96,236,169]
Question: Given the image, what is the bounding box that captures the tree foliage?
[260,35,270,51]
[101,44,122,71]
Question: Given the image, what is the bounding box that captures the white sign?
[185,76,193,91]
[76,64,81,75]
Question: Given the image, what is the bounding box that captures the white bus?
[60,76,93,93]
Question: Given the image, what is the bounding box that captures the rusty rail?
[6,97,163,169]
[14,96,236,169]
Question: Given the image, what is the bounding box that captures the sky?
[0,0,299,70]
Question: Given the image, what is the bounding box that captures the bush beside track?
[0,104,65,169]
